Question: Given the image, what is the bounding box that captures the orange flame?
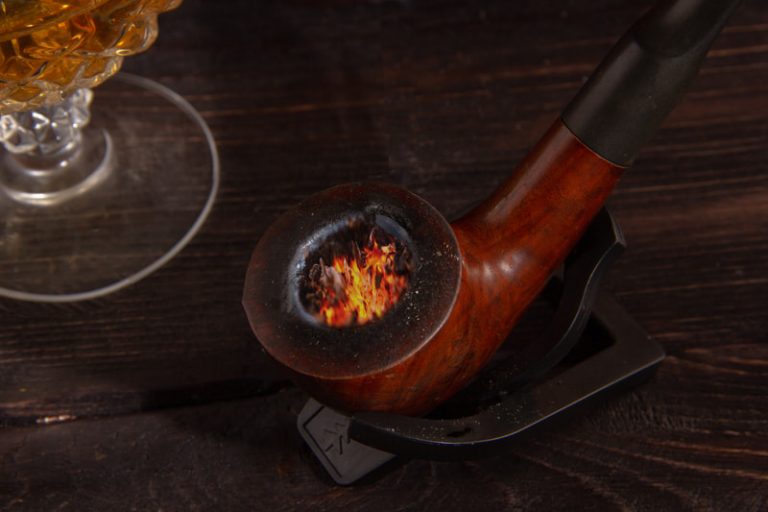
[311,238,409,327]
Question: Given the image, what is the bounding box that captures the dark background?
[2,0,767,510]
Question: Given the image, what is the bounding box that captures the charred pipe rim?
[243,182,462,380]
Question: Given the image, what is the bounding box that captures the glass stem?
[0,89,92,168]
[0,89,113,206]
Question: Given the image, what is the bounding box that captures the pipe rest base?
[297,209,665,485]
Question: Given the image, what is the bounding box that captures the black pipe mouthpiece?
[562,0,744,166]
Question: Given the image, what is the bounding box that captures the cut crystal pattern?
[0,89,93,156]
[0,0,182,114]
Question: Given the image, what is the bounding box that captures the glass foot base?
[0,73,220,302]
[0,128,114,206]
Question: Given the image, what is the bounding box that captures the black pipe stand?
[297,209,665,484]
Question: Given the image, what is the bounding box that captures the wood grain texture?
[1,0,767,509]
[302,123,623,414]
[1,389,766,511]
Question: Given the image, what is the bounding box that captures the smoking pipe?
[243,0,743,415]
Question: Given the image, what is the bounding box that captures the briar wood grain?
[0,0,766,509]
[305,122,623,414]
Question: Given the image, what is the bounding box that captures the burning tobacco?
[303,225,412,327]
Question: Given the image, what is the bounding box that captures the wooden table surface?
[2,0,767,509]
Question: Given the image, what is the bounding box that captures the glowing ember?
[305,229,410,327]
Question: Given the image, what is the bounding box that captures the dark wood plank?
[1,386,766,511]
[1,0,767,507]
[2,0,766,425]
